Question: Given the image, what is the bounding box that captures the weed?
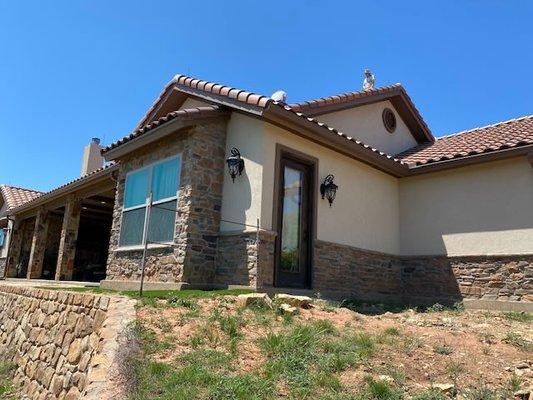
[503,332,533,351]
[461,384,499,400]
[376,364,406,385]
[314,319,338,335]
[359,376,405,399]
[0,362,15,398]
[411,389,448,400]
[402,335,424,355]
[433,343,454,355]
[504,311,533,323]
[169,297,199,310]
[383,327,401,336]
[478,332,496,345]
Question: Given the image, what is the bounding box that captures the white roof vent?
[363,69,375,90]
[270,90,288,103]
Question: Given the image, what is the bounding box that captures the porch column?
[55,196,81,281]
[5,220,23,278]
[27,208,49,279]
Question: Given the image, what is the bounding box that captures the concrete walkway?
[0,277,100,288]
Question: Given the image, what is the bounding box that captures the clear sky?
[0,1,531,191]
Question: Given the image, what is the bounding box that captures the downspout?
[2,215,15,280]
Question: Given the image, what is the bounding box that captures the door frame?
[272,144,318,289]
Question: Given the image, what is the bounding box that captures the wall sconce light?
[226,147,245,182]
[320,174,338,207]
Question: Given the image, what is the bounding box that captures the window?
[119,156,181,247]
[382,108,397,133]
[0,229,5,248]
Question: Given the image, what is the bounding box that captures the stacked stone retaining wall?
[0,285,135,399]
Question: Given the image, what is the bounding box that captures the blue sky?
[0,1,531,191]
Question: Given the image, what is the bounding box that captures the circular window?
[382,108,397,133]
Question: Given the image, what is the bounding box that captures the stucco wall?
[399,157,533,256]
[314,100,418,156]
[219,113,401,255]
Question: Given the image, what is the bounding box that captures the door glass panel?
[280,166,303,272]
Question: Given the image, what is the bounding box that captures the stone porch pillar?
[176,119,228,285]
[27,208,49,279]
[55,196,82,281]
[5,220,23,278]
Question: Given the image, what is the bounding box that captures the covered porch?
[4,165,118,283]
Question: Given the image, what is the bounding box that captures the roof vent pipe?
[271,90,288,103]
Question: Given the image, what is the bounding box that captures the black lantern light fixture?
[226,147,245,182]
[320,174,338,207]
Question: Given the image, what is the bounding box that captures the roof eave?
[8,164,119,215]
[406,144,533,175]
[103,109,230,161]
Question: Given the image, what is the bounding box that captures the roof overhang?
[103,107,230,160]
[9,164,119,217]
[407,144,533,175]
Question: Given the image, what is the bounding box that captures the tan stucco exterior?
[219,113,401,254]
[314,100,418,156]
[400,157,533,256]
[219,110,533,258]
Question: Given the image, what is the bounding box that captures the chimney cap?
[270,90,288,103]
[91,137,101,145]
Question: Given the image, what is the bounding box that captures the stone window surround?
[117,153,182,251]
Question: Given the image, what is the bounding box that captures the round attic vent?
[382,108,397,133]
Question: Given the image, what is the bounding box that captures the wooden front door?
[275,156,313,288]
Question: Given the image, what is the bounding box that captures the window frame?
[118,154,182,250]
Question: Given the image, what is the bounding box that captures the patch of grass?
[411,389,448,400]
[503,332,533,351]
[0,362,15,399]
[126,288,254,301]
[401,335,424,356]
[131,321,175,355]
[358,376,405,400]
[478,332,496,345]
[433,343,454,355]
[383,327,401,336]
[504,311,533,323]
[259,323,378,397]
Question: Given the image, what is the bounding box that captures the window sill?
[114,243,174,252]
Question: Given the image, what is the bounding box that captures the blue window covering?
[0,229,5,248]
[152,158,180,202]
[124,169,149,209]
[120,156,181,247]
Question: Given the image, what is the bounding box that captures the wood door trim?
[272,144,318,288]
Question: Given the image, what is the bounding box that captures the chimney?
[80,137,104,176]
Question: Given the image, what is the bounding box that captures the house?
[3,73,532,308]
[0,185,42,277]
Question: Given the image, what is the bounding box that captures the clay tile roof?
[172,74,271,108]
[0,185,42,212]
[289,84,403,112]
[396,115,533,166]
[104,106,228,154]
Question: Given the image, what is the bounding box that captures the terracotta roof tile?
[396,115,533,166]
[0,185,42,212]
[104,106,228,154]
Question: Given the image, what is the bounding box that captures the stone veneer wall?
[0,285,135,399]
[215,230,276,288]
[314,240,533,304]
[0,258,6,279]
[106,118,228,286]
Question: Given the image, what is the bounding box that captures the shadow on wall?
[221,166,253,232]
